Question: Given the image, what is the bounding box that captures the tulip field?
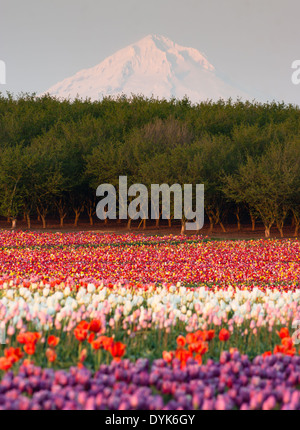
[0,231,300,410]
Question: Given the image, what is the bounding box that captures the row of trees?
[1,93,300,236]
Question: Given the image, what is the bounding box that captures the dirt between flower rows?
[0,219,298,240]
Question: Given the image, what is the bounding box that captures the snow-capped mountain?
[44,34,248,102]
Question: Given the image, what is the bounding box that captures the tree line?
[1,92,300,236]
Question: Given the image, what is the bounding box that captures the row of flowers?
[1,317,298,371]
[0,232,300,289]
[0,281,299,371]
[1,284,299,342]
[0,350,299,410]
[0,231,193,248]
[0,231,299,410]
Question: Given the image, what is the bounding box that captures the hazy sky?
[1,0,300,104]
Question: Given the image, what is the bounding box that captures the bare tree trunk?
[168,218,172,228]
[251,215,256,231]
[37,206,47,229]
[26,214,31,229]
[276,221,284,237]
[207,208,226,232]
[41,215,46,229]
[265,226,271,238]
[220,222,227,233]
[235,208,241,231]
[74,210,80,227]
[73,204,85,227]
[101,208,108,225]
[292,212,300,237]
[208,215,214,233]
[181,219,186,234]
[11,218,17,229]
[86,202,95,226]
[155,211,162,228]
[57,208,67,228]
[127,218,132,229]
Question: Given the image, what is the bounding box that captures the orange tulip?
[281,337,294,350]
[88,333,95,344]
[186,333,196,344]
[108,341,126,362]
[91,336,105,350]
[162,351,174,363]
[4,347,23,363]
[17,331,41,346]
[175,348,192,363]
[45,348,57,363]
[219,329,230,342]
[77,321,89,330]
[204,330,215,341]
[47,335,60,348]
[176,335,186,348]
[88,319,101,333]
[0,357,13,371]
[74,327,88,342]
[102,337,114,351]
[277,327,290,340]
[23,343,36,355]
[194,354,202,365]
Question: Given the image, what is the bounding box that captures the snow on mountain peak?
[43,35,247,103]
